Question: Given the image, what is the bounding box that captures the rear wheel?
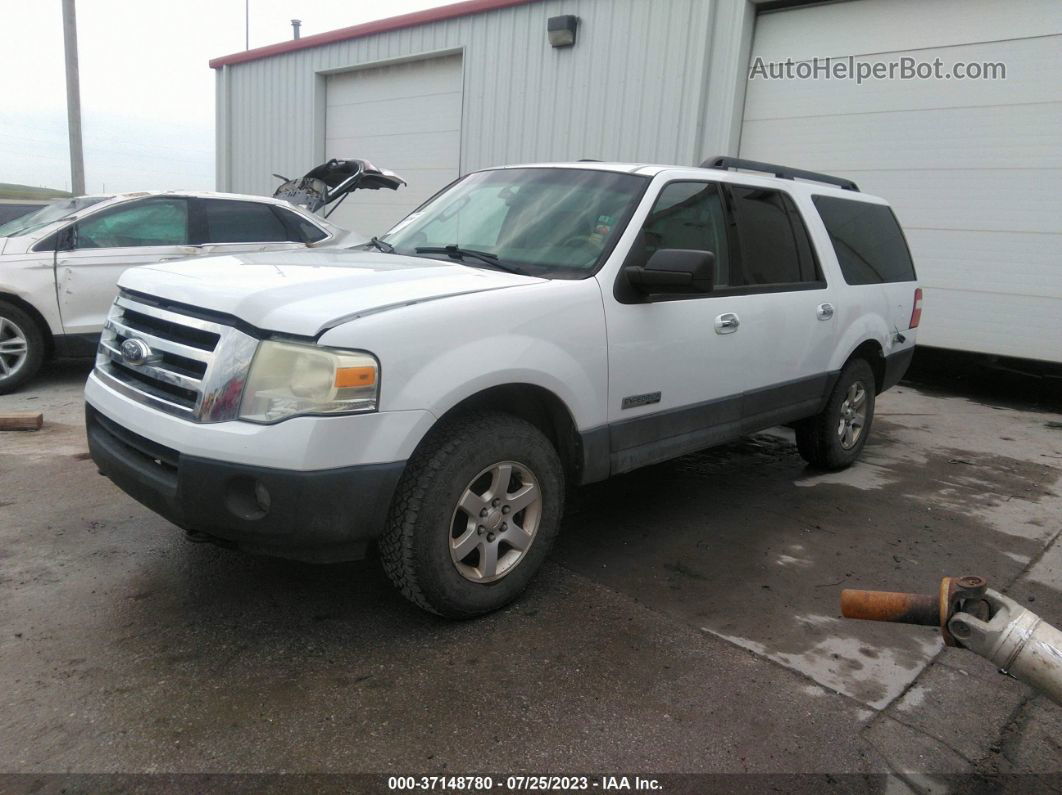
[795,358,876,470]
[0,300,45,395]
[379,411,564,618]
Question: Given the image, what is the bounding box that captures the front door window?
[74,199,189,249]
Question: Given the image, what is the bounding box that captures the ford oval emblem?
[120,338,154,366]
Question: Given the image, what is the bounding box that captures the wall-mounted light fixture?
[547,15,579,48]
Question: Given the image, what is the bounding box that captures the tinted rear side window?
[812,196,916,284]
[276,207,328,243]
[200,199,289,243]
[728,186,820,286]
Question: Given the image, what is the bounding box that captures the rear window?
[812,196,916,284]
[276,207,328,243]
[200,199,289,243]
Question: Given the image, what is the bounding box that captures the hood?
[118,249,543,337]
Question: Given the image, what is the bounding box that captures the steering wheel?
[561,234,595,249]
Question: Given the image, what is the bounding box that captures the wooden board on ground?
[0,412,43,431]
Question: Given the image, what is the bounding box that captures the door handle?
[817,302,835,320]
[714,312,740,334]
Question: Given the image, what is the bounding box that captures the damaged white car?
[0,159,404,393]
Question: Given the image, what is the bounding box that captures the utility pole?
[61,0,85,196]
[245,0,249,49]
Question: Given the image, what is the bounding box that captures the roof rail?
[700,156,859,192]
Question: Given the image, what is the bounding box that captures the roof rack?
[700,156,859,192]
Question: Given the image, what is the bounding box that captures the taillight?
[909,287,923,329]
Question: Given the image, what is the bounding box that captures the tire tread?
[378,410,554,616]
[795,358,876,470]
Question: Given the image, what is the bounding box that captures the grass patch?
[0,183,72,201]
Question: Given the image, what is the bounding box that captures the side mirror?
[626,249,714,295]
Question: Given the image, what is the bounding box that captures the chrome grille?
[95,293,259,422]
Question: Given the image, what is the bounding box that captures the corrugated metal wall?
[738,0,1062,363]
[216,0,749,196]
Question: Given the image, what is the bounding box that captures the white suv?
[85,158,921,617]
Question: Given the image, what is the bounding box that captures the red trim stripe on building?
[209,0,541,69]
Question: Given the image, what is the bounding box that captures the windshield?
[382,168,648,278]
[0,196,107,238]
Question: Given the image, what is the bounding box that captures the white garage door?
[740,0,1062,363]
[324,54,463,237]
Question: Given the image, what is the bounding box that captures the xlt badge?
[621,392,661,410]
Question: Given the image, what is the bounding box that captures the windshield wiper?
[359,236,394,253]
[415,245,523,274]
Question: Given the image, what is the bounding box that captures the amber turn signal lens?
[334,366,377,388]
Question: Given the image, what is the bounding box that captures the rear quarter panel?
[792,189,916,371]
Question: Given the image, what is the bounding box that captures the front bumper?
[87,404,405,562]
[84,372,435,470]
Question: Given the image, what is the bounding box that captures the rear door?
[720,183,838,431]
[55,197,195,335]
[192,198,321,256]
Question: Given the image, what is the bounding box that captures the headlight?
[238,340,379,423]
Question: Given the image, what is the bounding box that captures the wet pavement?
[0,356,1059,783]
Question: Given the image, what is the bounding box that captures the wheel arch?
[845,338,886,393]
[424,383,588,485]
[830,306,893,394]
[0,291,55,357]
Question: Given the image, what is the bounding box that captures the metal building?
[212,0,1062,364]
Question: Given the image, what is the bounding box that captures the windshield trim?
[381,166,652,281]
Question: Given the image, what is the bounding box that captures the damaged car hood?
[117,249,543,337]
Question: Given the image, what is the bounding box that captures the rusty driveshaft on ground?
[841,576,1062,706]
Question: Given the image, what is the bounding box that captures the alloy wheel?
[837,381,867,450]
[449,461,542,583]
[0,316,29,379]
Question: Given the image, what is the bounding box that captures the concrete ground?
[0,356,1059,786]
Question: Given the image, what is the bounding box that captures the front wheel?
[795,358,876,470]
[378,411,565,618]
[0,300,45,395]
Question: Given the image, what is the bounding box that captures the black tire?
[378,411,565,618]
[795,358,876,470]
[0,300,45,395]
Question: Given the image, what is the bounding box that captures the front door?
[56,197,194,335]
[600,180,760,474]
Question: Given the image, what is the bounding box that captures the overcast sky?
[0,0,452,194]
